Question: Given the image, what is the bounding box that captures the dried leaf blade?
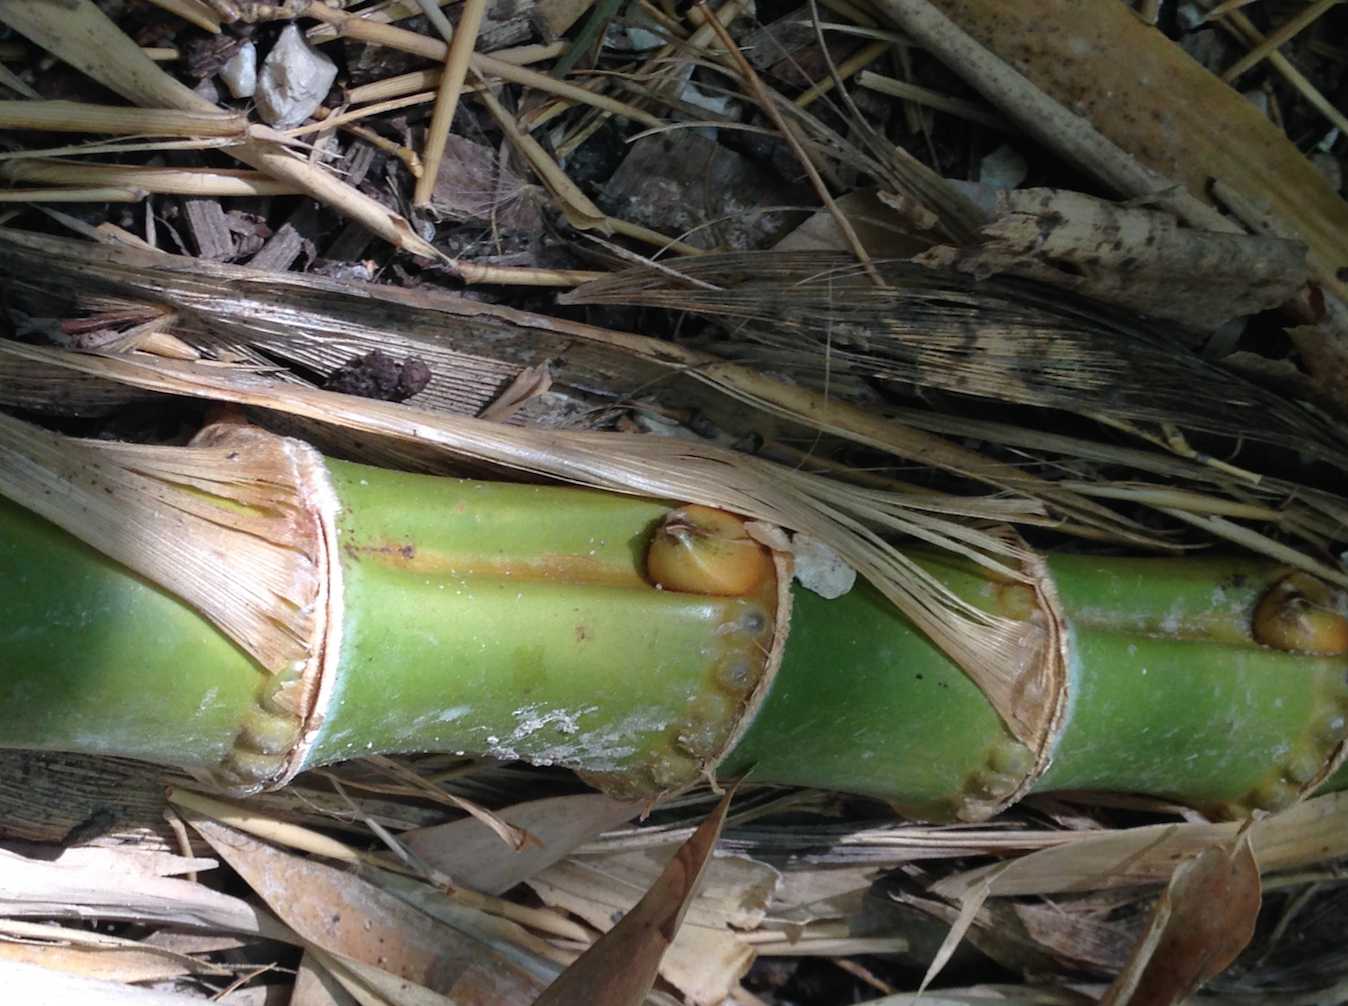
[1101,833,1261,1006]
[531,785,738,1006]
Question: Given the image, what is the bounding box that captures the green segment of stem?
[718,559,1035,821]
[312,461,779,796]
[0,496,266,769]
[2,450,1345,820]
[722,553,1348,819]
[1036,555,1348,817]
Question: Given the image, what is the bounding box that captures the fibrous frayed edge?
[0,411,334,791]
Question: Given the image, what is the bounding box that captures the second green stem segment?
[2,452,1345,821]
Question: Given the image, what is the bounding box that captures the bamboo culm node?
[1,422,1346,822]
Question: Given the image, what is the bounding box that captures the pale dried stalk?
[415,0,488,207]
[874,0,1239,234]
[0,185,143,202]
[0,1,603,284]
[0,60,39,98]
[0,159,297,196]
[1215,4,1348,134]
[0,918,230,974]
[301,1,666,128]
[0,100,248,137]
[522,80,609,137]
[820,0,882,26]
[1202,0,1259,18]
[0,137,250,162]
[856,71,1004,129]
[0,0,440,259]
[287,92,436,137]
[475,84,702,255]
[308,0,478,42]
[666,0,750,72]
[1222,0,1341,83]
[347,70,444,104]
[444,84,578,211]
[1160,508,1348,589]
[413,0,456,44]
[143,0,221,33]
[342,122,423,177]
[795,39,890,108]
[343,42,568,105]
[94,222,162,250]
[554,105,614,158]
[606,216,706,257]
[1057,483,1279,521]
[364,755,532,849]
[517,0,749,137]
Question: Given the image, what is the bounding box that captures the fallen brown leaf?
[184,813,545,1001]
[402,792,643,896]
[527,845,774,1003]
[531,785,739,1006]
[291,949,360,1006]
[1101,833,1261,1006]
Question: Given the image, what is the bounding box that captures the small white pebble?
[220,40,257,99]
[255,24,337,129]
[791,533,856,600]
[979,144,1028,190]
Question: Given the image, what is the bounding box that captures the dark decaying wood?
[0,751,179,849]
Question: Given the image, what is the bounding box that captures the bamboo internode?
[2,421,1344,821]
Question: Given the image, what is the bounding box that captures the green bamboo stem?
[0,497,266,769]
[2,450,1345,820]
[723,554,1348,819]
[307,462,779,798]
[0,456,780,798]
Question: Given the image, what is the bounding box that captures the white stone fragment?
[1177,2,1205,30]
[676,79,734,140]
[679,79,734,118]
[790,533,856,599]
[623,26,666,51]
[220,40,257,99]
[978,143,1028,190]
[255,24,337,129]
[192,74,222,104]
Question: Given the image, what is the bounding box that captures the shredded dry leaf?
[565,251,1347,471]
[531,784,738,1006]
[401,792,643,895]
[934,789,1348,900]
[0,411,323,673]
[1099,833,1261,1006]
[183,812,549,1001]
